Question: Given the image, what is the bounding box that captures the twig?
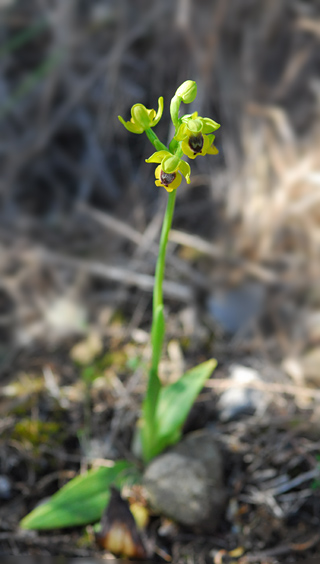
[267,467,320,496]
[239,532,320,563]
[169,229,278,284]
[26,247,192,302]
[79,202,210,290]
[206,377,320,401]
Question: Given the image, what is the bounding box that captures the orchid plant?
[119,80,220,461]
[20,80,220,532]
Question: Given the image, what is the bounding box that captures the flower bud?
[175,80,197,103]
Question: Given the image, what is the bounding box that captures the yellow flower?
[118,98,163,134]
[174,112,220,159]
[146,150,191,192]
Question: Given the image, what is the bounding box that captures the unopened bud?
[175,80,197,103]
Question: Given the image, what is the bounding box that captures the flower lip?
[155,165,182,192]
[160,170,176,187]
[189,133,204,154]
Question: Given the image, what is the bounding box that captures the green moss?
[12,418,65,453]
[100,349,128,370]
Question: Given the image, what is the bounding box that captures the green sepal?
[162,154,181,174]
[131,104,155,130]
[186,119,202,133]
[178,160,191,183]
[174,123,188,141]
[201,117,220,133]
[118,115,143,134]
[206,133,215,145]
[146,150,170,164]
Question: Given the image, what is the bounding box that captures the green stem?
[142,189,177,461]
[141,126,179,461]
[169,95,183,154]
[153,190,176,317]
[145,128,167,152]
[170,95,181,129]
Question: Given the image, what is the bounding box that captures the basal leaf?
[20,460,138,530]
[154,359,217,451]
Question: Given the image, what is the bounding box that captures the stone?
[217,364,267,421]
[143,430,226,532]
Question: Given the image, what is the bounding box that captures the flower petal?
[206,133,215,146]
[146,108,156,121]
[202,134,213,154]
[207,144,219,155]
[152,97,164,126]
[201,134,218,155]
[155,165,162,179]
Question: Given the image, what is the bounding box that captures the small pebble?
[217,364,267,421]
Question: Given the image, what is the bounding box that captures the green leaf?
[152,359,217,456]
[20,460,138,530]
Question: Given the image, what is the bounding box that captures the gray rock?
[143,430,226,532]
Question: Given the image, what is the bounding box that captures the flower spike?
[118,97,164,134]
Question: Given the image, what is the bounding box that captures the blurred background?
[1,0,320,557]
[0,0,319,367]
